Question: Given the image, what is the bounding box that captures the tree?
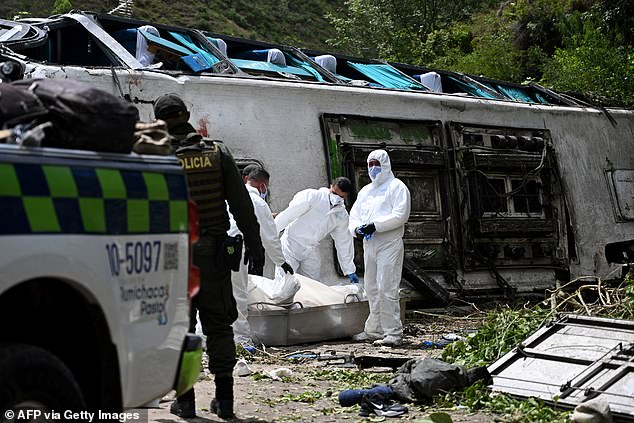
[327,0,633,105]
[541,9,634,106]
[52,0,73,15]
[327,0,493,63]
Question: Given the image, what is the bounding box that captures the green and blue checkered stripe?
[0,163,189,235]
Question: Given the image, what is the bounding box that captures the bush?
[52,0,72,15]
[542,22,634,106]
[442,304,552,367]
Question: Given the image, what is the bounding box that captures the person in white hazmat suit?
[349,150,411,347]
[227,167,294,348]
[274,177,360,284]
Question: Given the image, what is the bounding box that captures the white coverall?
[349,150,411,340]
[228,184,286,345]
[275,187,355,281]
[135,26,159,67]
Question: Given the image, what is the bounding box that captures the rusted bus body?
[1,12,633,298]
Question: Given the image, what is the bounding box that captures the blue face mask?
[368,166,382,180]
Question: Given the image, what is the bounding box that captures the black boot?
[211,376,235,419]
[170,388,196,418]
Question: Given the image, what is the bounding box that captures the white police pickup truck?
[0,141,202,417]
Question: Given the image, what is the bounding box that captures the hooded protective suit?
[228,184,287,345]
[349,150,411,341]
[136,25,160,67]
[275,187,355,281]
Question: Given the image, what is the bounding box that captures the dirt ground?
[146,305,499,423]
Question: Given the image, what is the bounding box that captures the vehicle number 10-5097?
[105,241,161,276]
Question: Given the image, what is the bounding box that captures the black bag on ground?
[12,79,138,153]
[0,83,48,129]
[388,358,492,403]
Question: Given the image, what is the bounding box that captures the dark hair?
[247,168,270,182]
[332,176,354,195]
[241,163,261,177]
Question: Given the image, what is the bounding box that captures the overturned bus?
[1,11,632,301]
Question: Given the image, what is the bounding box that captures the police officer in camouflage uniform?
[154,94,264,420]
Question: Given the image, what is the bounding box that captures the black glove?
[360,223,376,236]
[248,258,264,276]
[244,248,265,276]
[281,262,294,275]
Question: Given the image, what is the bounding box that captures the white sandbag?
[267,49,287,66]
[248,273,361,310]
[136,25,160,67]
[419,71,442,92]
[314,54,337,73]
[248,272,300,306]
[292,274,360,307]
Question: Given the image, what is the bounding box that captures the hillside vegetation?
[2,0,632,106]
[0,0,342,50]
[330,0,634,107]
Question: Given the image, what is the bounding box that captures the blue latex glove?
[348,273,360,284]
[355,224,375,241]
[361,223,376,236]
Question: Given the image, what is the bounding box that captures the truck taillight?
[188,199,200,300]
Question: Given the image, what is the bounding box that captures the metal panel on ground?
[488,314,634,421]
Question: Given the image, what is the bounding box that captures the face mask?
[259,185,268,200]
[329,192,343,206]
[369,166,382,180]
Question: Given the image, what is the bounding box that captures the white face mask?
[368,165,382,181]
[329,192,343,206]
[260,185,268,200]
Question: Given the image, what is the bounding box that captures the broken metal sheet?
[488,314,634,420]
[402,257,450,304]
[0,19,45,49]
[65,13,143,69]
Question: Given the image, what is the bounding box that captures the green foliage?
[612,271,634,319]
[437,381,571,422]
[419,23,473,67]
[11,11,31,20]
[2,0,117,20]
[591,0,634,45]
[309,368,391,390]
[541,10,634,106]
[448,16,524,81]
[0,0,341,51]
[444,272,634,368]
[2,0,633,106]
[327,0,495,63]
[52,0,73,15]
[510,0,567,54]
[329,0,634,106]
[277,390,324,404]
[235,343,252,359]
[437,287,632,420]
[418,412,454,423]
[442,304,552,367]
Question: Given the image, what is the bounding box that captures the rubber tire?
[0,343,86,413]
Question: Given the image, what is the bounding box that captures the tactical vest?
[176,139,229,235]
